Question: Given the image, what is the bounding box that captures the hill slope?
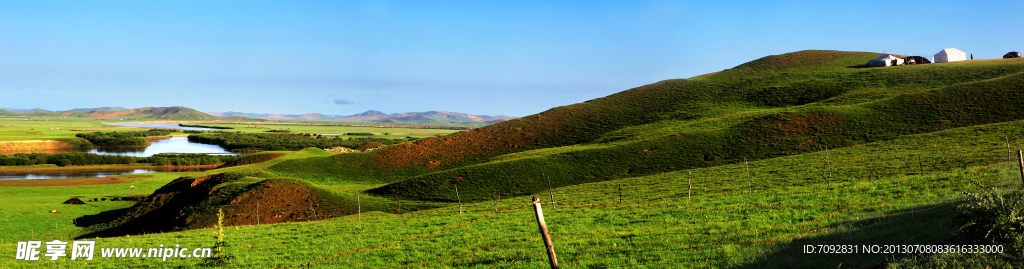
[83,50,1024,238]
[346,50,1024,201]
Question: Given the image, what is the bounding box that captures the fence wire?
[279,160,1005,268]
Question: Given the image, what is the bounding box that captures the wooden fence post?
[1006,136,1012,164]
[956,146,967,169]
[869,162,875,180]
[398,200,402,216]
[309,203,318,220]
[1018,150,1023,189]
[546,174,556,210]
[825,145,833,184]
[532,196,559,269]
[357,194,361,224]
[494,192,499,213]
[744,157,751,194]
[921,155,929,173]
[618,184,622,205]
[688,171,692,201]
[455,184,463,215]
[819,145,827,180]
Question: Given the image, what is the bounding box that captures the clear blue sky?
[1,1,1020,117]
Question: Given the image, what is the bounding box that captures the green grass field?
[4,51,1024,268]
[0,117,461,142]
[2,119,1023,268]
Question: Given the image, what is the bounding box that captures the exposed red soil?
[208,179,352,227]
[0,140,78,151]
[87,108,152,119]
[741,112,849,153]
[0,176,131,187]
[82,174,352,237]
[63,198,86,204]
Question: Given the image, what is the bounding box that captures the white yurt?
[934,48,967,63]
[867,54,904,67]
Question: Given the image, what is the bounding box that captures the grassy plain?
[0,117,461,142]
[1,119,1022,268]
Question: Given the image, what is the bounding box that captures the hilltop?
[208,110,516,125]
[0,106,219,121]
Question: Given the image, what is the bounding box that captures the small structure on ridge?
[934,48,967,63]
[903,56,931,64]
[868,54,904,67]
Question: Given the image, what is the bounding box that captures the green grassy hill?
[78,49,1024,236]
[318,50,1024,201]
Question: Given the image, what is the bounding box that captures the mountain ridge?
[207,110,516,125]
[0,106,218,121]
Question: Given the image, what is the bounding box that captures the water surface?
[83,137,237,157]
[0,168,207,180]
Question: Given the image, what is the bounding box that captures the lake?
[0,136,237,157]
[82,136,237,157]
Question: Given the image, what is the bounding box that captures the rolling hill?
[86,50,1024,235]
[348,50,1024,201]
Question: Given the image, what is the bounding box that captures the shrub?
[957,183,1024,255]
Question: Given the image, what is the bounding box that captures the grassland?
[4,50,1024,268]
[2,119,1022,267]
[0,117,461,142]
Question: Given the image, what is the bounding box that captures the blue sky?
[1,1,1020,117]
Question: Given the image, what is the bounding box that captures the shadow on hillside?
[74,208,130,227]
[846,65,868,69]
[732,202,961,269]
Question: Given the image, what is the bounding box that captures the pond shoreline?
[0,164,221,174]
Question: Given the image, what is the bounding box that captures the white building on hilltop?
[867,54,904,67]
[934,48,967,63]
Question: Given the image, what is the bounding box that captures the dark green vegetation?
[186,132,407,151]
[885,186,1024,268]
[0,152,244,166]
[74,129,178,147]
[179,124,233,129]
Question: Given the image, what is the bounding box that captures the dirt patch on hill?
[0,140,78,151]
[79,173,354,237]
[0,177,129,187]
[87,108,150,119]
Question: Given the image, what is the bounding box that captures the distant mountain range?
[1,107,129,113]
[0,106,515,125]
[0,106,218,121]
[208,110,517,125]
